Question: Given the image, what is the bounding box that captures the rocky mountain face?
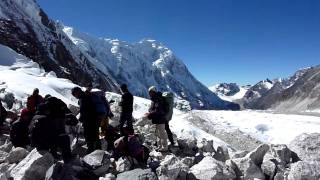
[62,27,240,110]
[0,0,239,110]
[0,0,119,92]
[242,67,320,112]
[209,83,241,96]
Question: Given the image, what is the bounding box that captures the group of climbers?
[1,84,175,165]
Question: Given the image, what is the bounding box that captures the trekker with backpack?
[29,95,76,163]
[72,87,102,154]
[145,86,168,152]
[119,84,134,136]
[27,88,44,113]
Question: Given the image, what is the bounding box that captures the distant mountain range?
[210,67,320,113]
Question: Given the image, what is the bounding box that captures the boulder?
[261,153,277,180]
[45,162,76,180]
[189,156,236,180]
[0,163,10,174]
[230,157,265,180]
[0,140,13,153]
[10,149,54,180]
[99,173,116,180]
[177,138,198,156]
[0,150,8,163]
[270,144,292,166]
[288,161,320,180]
[156,155,189,180]
[213,146,230,162]
[116,157,132,173]
[230,150,249,159]
[116,168,157,180]
[289,133,320,162]
[181,157,194,168]
[83,150,110,167]
[197,139,215,153]
[6,147,29,164]
[245,144,270,166]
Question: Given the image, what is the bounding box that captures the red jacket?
[27,95,44,113]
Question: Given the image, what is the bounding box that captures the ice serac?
[0,0,119,92]
[63,26,239,110]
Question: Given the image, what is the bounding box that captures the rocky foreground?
[0,113,320,180]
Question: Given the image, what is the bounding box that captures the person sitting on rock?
[27,88,44,113]
[113,134,149,166]
[29,95,75,163]
[144,86,168,152]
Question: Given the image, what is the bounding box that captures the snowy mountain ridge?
[62,25,239,109]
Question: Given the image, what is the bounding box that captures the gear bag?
[162,92,174,121]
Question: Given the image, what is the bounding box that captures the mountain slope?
[0,0,119,92]
[63,26,239,110]
[209,83,249,102]
[242,67,320,113]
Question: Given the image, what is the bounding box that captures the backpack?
[29,115,52,147]
[10,120,30,147]
[90,91,110,116]
[162,92,174,121]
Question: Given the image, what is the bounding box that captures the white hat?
[148,86,157,92]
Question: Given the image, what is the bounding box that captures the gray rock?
[181,157,194,168]
[83,150,110,167]
[189,156,236,180]
[270,144,292,166]
[213,146,230,162]
[156,155,189,180]
[288,161,320,180]
[289,133,320,162]
[245,144,270,166]
[10,149,54,180]
[45,162,77,180]
[99,173,116,180]
[197,139,215,153]
[116,168,157,180]
[177,138,198,156]
[0,163,10,174]
[261,153,277,180]
[0,150,8,163]
[231,157,265,180]
[116,157,132,173]
[0,140,13,153]
[6,147,29,164]
[230,150,249,159]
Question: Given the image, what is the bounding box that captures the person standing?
[27,88,44,113]
[145,86,168,152]
[119,84,134,136]
[71,87,101,154]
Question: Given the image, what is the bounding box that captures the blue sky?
[38,0,320,86]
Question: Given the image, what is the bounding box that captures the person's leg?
[165,122,174,145]
[126,113,134,134]
[158,124,168,150]
[155,124,161,149]
[94,121,101,150]
[57,134,72,162]
[119,113,126,136]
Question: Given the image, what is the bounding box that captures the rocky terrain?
[0,116,320,180]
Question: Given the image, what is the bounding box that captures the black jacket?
[119,91,133,114]
[79,93,98,125]
[148,92,166,124]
